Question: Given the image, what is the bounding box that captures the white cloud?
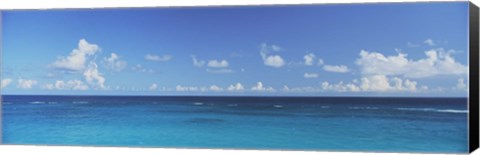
[206,68,234,74]
[192,55,232,73]
[207,60,229,68]
[149,83,158,91]
[317,59,324,66]
[176,85,199,92]
[319,75,420,93]
[51,39,100,71]
[17,78,38,89]
[359,75,418,92]
[262,55,285,68]
[145,54,173,62]
[304,73,319,78]
[191,55,206,67]
[321,81,361,92]
[43,84,54,90]
[303,53,315,66]
[104,53,127,71]
[1,78,13,88]
[251,81,265,91]
[251,81,275,92]
[131,64,155,73]
[43,80,89,90]
[407,42,420,47]
[289,86,321,93]
[456,78,467,91]
[83,62,106,89]
[260,43,285,68]
[359,75,392,92]
[424,39,435,46]
[356,49,467,78]
[62,80,89,90]
[271,45,282,51]
[227,83,244,91]
[323,65,349,73]
[302,53,324,66]
[209,85,223,92]
[267,87,276,92]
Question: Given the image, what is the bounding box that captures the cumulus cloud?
[104,53,127,71]
[323,65,349,73]
[1,78,13,88]
[83,62,106,89]
[145,54,173,62]
[43,80,89,90]
[359,75,394,92]
[149,83,158,91]
[359,75,418,92]
[42,84,54,90]
[321,81,361,92]
[191,55,206,67]
[17,78,38,89]
[303,53,324,66]
[260,43,285,68]
[303,53,315,66]
[251,81,265,91]
[227,83,244,91]
[456,78,467,91]
[132,64,155,73]
[424,39,435,46]
[207,60,229,68]
[356,49,467,78]
[209,85,223,92]
[304,73,319,78]
[51,39,100,71]
[176,85,199,92]
[251,81,275,92]
[319,75,420,93]
[281,86,319,93]
[191,55,233,73]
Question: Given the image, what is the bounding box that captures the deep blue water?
[1,95,468,153]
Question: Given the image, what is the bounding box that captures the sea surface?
[1,95,468,153]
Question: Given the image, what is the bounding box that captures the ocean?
[1,95,468,153]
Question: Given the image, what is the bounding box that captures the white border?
[0,0,478,155]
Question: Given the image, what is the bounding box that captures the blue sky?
[1,2,470,97]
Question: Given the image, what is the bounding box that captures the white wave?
[3,102,12,105]
[30,101,45,104]
[348,106,379,110]
[273,105,283,108]
[436,109,468,113]
[321,106,330,109]
[396,108,468,113]
[193,102,204,106]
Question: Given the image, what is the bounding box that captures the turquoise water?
[2,95,468,153]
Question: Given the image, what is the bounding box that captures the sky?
[0,2,471,97]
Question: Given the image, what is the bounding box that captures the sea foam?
[396,108,468,114]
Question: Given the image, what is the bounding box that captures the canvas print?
[0,2,473,153]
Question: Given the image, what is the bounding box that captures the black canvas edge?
[469,1,479,153]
